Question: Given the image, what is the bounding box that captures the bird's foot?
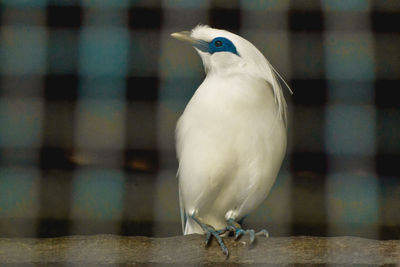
[223,218,269,245]
[190,214,229,257]
[190,214,269,256]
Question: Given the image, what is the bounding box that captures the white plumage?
[172,25,289,238]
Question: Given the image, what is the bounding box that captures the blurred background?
[0,0,399,240]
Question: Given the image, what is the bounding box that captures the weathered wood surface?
[0,234,399,266]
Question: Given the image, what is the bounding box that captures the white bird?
[171,25,291,255]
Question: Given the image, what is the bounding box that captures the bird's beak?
[171,31,195,43]
[171,31,209,53]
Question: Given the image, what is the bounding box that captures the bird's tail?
[184,215,230,235]
[179,184,203,234]
[184,217,204,235]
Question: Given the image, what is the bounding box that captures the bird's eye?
[214,40,223,47]
[208,37,239,55]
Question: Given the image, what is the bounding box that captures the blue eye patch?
[193,37,239,56]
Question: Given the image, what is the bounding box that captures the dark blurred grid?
[0,0,399,240]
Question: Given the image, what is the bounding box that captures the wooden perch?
[0,234,399,266]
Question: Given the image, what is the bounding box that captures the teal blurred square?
[326,172,379,226]
[82,0,130,7]
[325,33,374,81]
[1,0,47,7]
[1,26,47,75]
[0,98,43,148]
[79,27,129,77]
[72,169,125,220]
[325,104,375,155]
[162,0,209,8]
[240,0,289,11]
[322,0,370,11]
[0,168,40,219]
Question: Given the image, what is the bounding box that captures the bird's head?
[171,25,270,76]
[171,25,292,126]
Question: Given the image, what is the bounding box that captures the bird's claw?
[205,231,212,247]
[191,214,229,256]
[225,219,268,245]
[247,229,256,244]
[232,228,254,243]
[234,228,244,240]
[191,214,268,257]
[256,229,269,238]
[204,224,229,256]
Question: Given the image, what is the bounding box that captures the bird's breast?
[176,73,285,167]
[182,74,278,127]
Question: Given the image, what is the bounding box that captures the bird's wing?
[269,67,289,128]
[255,59,290,128]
